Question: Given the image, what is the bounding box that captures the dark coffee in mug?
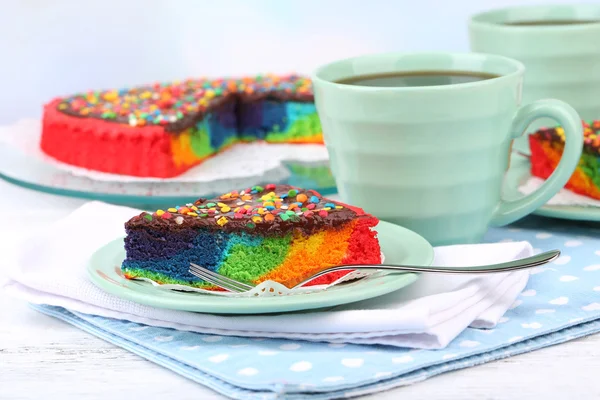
[335,70,499,87]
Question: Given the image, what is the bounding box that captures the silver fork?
[188,249,560,293]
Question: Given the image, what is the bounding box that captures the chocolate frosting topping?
[56,75,315,134]
[125,184,363,237]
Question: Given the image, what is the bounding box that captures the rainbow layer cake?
[41,74,322,178]
[122,184,382,289]
[529,120,600,200]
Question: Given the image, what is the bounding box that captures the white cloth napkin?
[1,202,531,349]
[519,177,600,207]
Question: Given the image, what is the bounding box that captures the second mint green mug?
[469,4,600,154]
[312,52,583,246]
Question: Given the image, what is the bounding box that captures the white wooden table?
[2,179,600,400]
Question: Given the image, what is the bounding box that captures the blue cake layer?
[205,98,238,149]
[122,228,263,284]
[237,100,318,139]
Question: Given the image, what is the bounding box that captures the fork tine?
[188,267,246,293]
[190,263,254,291]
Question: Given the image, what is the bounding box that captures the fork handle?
[293,249,560,288]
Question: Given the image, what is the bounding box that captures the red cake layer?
[306,198,381,286]
[41,99,187,178]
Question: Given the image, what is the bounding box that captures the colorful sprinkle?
[310,196,319,204]
[175,216,184,224]
[217,216,228,226]
[296,193,308,203]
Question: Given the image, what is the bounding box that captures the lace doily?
[134,253,388,298]
[519,177,600,207]
[0,119,330,183]
[134,269,389,298]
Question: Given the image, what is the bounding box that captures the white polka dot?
[510,300,522,309]
[536,232,552,239]
[341,358,364,368]
[549,296,569,305]
[154,335,173,342]
[328,343,346,348]
[583,264,600,271]
[459,340,480,348]
[180,345,201,351]
[521,322,543,329]
[290,361,312,372]
[582,302,600,311]
[279,343,301,351]
[374,372,392,379]
[569,317,584,323]
[238,367,258,376]
[208,354,229,363]
[553,255,571,265]
[560,275,579,282]
[521,289,536,297]
[594,286,600,292]
[498,317,509,323]
[129,326,149,332]
[595,250,600,256]
[442,353,458,360]
[323,376,345,382]
[258,350,279,356]
[478,329,495,335]
[229,344,248,348]
[564,240,583,247]
[533,248,542,255]
[392,355,413,364]
[536,309,555,314]
[508,336,523,343]
[202,336,223,342]
[498,238,514,243]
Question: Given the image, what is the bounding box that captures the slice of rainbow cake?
[529,120,600,200]
[122,185,382,289]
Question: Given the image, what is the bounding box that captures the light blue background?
[2,0,596,125]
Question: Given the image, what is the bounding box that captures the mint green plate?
[504,154,600,221]
[87,221,433,314]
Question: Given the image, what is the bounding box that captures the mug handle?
[490,99,583,226]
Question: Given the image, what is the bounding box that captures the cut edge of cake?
[121,184,382,289]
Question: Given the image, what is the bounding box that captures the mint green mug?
[469,4,600,154]
[312,52,583,246]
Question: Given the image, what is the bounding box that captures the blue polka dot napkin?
[21,215,600,399]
